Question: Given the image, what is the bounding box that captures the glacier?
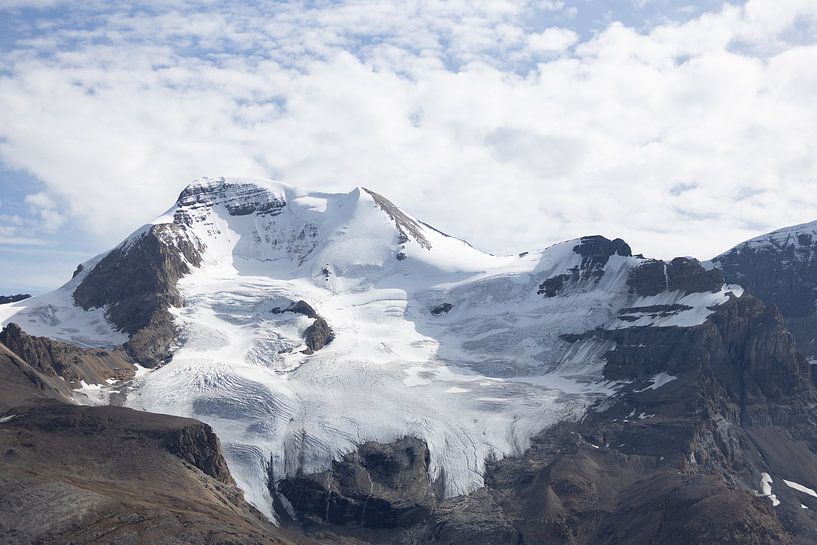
[0,177,743,520]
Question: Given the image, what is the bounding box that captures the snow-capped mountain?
[0,177,745,518]
[715,219,817,361]
[5,178,817,544]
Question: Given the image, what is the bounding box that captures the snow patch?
[635,372,678,392]
[133,363,152,378]
[73,380,113,406]
[783,480,817,498]
[0,252,126,348]
[445,386,470,394]
[756,473,781,507]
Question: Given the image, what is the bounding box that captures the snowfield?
[1,177,743,520]
[0,252,127,348]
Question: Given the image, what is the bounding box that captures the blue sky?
[1,0,817,294]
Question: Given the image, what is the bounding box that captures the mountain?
[2,177,817,544]
[714,220,817,362]
[0,294,31,305]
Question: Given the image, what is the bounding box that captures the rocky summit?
[2,177,817,544]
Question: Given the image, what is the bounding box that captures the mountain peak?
[160,176,495,281]
[725,219,817,253]
[175,177,293,216]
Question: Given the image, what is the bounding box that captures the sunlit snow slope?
[1,177,742,519]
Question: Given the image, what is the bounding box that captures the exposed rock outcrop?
[493,291,817,545]
[627,257,723,296]
[0,294,31,305]
[279,292,817,544]
[0,343,70,411]
[73,223,203,366]
[573,235,632,266]
[0,402,295,545]
[364,188,432,250]
[715,228,817,360]
[284,300,319,319]
[176,177,287,217]
[161,423,235,485]
[430,303,453,315]
[539,235,632,297]
[278,436,438,529]
[418,488,521,545]
[303,316,334,353]
[271,300,334,353]
[0,322,135,386]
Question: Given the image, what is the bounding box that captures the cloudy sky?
[1,0,816,293]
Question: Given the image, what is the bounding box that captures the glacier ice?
[2,177,742,520]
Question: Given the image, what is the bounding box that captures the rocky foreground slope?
[0,345,297,545]
[2,178,817,543]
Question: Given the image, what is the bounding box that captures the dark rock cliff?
[277,436,438,529]
[277,292,817,544]
[0,322,135,385]
[0,294,31,305]
[715,232,817,360]
[176,178,287,217]
[478,291,817,545]
[539,235,632,297]
[0,343,71,411]
[73,223,203,366]
[627,256,724,296]
[303,316,334,353]
[161,422,235,485]
[270,300,335,353]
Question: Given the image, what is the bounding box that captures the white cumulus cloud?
[0,0,816,262]
[527,27,579,53]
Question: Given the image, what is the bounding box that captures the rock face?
[276,291,817,544]
[0,343,70,411]
[364,188,431,250]
[0,342,305,545]
[476,292,817,545]
[573,235,632,265]
[161,423,235,484]
[0,294,30,305]
[303,316,334,353]
[430,303,453,315]
[73,223,203,366]
[538,235,632,297]
[271,300,334,353]
[176,177,288,217]
[0,322,135,386]
[278,437,438,529]
[0,402,297,545]
[627,256,723,296]
[715,222,817,360]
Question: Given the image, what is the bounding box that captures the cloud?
[0,235,48,245]
[527,27,579,53]
[0,0,63,8]
[0,0,815,264]
[24,191,66,232]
